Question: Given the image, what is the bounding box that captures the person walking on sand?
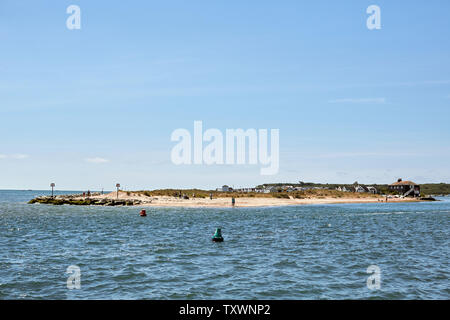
[210,193,213,200]
[231,197,235,207]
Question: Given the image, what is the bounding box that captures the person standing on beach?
[232,197,235,206]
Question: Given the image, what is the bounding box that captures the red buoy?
[140,209,147,217]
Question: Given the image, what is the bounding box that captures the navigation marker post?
[50,183,55,198]
[116,183,120,199]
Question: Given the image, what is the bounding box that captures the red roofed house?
[388,178,420,197]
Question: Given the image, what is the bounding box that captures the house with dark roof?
[365,186,378,194]
[388,178,420,197]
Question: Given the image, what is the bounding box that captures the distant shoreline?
[28,190,426,208]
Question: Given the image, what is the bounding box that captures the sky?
[1,0,450,190]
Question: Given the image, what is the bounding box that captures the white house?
[221,185,232,192]
[366,186,378,194]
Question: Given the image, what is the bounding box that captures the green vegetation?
[130,188,380,199]
[133,189,273,198]
[258,182,450,195]
[420,183,450,195]
[273,193,290,199]
[293,189,378,199]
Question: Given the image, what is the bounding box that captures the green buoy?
[212,228,224,242]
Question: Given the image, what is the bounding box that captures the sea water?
[0,190,448,299]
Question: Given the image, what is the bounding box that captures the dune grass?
[130,189,380,199]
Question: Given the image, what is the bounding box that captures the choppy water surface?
[0,190,448,299]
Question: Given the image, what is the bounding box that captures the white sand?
[85,191,420,208]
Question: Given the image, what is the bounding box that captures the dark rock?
[420,197,437,201]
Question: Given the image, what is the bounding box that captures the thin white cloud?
[11,154,29,159]
[85,157,109,164]
[335,80,450,90]
[0,154,29,160]
[328,98,386,104]
[297,152,422,159]
[389,80,450,86]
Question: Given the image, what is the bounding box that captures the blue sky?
[1,0,449,190]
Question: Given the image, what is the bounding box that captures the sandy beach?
[81,191,421,208]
